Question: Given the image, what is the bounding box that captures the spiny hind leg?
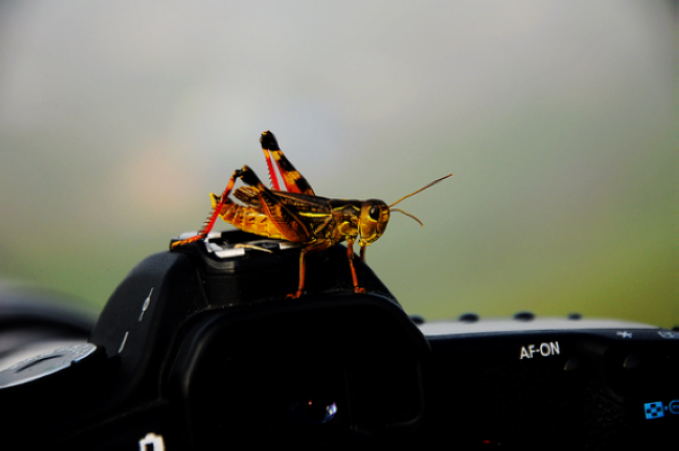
[171,166,247,249]
[260,131,281,191]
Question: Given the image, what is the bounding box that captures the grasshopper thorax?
[359,200,390,246]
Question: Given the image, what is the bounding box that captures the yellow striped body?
[211,194,288,241]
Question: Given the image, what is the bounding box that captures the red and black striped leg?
[261,131,281,191]
[260,130,315,196]
[262,146,281,191]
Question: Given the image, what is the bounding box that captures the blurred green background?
[0,1,675,327]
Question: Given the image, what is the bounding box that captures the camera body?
[0,230,676,449]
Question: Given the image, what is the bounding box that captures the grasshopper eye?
[368,205,380,221]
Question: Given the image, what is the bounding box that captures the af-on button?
[669,400,679,415]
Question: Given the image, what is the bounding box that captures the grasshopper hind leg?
[260,131,315,196]
[170,167,245,249]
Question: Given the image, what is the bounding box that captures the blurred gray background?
[0,1,675,326]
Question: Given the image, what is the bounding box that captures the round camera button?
[0,343,97,389]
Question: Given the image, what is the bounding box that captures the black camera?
[0,230,676,449]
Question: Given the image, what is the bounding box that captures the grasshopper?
[172,131,451,298]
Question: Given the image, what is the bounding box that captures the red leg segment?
[287,248,308,299]
[262,148,281,191]
[171,167,244,249]
[346,239,366,294]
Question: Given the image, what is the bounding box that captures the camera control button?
[669,400,679,415]
[0,343,97,389]
[459,313,479,323]
[513,311,535,321]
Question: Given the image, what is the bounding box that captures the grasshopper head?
[359,200,390,246]
[358,173,453,247]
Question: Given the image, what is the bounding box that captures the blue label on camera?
[644,402,664,420]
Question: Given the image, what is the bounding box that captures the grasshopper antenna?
[388,173,453,208]
[387,173,452,227]
[390,208,424,227]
